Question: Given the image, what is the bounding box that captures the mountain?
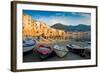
[51,23,67,30]
[51,23,91,32]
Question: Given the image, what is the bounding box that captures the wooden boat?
[66,44,91,58]
[33,44,53,60]
[53,45,69,58]
[66,44,85,53]
[82,45,91,58]
[23,37,37,52]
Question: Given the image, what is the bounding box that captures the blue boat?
[23,37,37,52]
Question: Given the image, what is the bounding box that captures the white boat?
[53,45,69,57]
[23,37,37,52]
[23,46,36,52]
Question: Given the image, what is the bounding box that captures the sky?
[23,10,91,26]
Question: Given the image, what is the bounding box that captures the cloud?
[34,14,91,26]
[30,10,91,26]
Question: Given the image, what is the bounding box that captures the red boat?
[33,44,53,60]
[37,45,53,55]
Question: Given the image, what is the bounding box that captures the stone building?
[22,14,90,41]
[22,14,65,40]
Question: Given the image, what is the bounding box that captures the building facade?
[22,14,90,41]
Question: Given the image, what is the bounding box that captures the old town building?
[22,14,90,41]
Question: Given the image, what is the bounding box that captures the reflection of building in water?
[22,14,90,41]
[65,32,91,41]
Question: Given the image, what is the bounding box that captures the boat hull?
[66,45,91,58]
[23,46,35,52]
[54,49,68,57]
